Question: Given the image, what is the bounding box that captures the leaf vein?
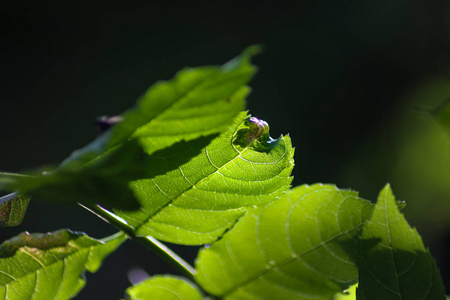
[134,135,286,232]
[19,248,45,267]
[53,257,66,300]
[222,223,365,296]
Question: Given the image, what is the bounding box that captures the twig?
[79,203,197,282]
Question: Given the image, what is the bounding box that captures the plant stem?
[79,203,197,281]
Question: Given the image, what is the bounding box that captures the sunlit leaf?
[125,276,202,300]
[0,193,30,227]
[196,184,373,299]
[357,185,446,300]
[112,112,294,245]
[66,45,261,163]
[0,230,126,300]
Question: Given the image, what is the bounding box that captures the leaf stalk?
[79,203,197,281]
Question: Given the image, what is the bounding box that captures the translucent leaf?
[66,45,261,163]
[0,230,126,300]
[0,47,259,210]
[125,276,202,300]
[195,184,373,299]
[356,185,446,300]
[115,112,295,245]
[0,193,30,227]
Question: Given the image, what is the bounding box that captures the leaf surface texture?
[196,184,373,299]
[116,112,295,244]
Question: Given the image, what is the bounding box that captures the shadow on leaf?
[1,134,219,211]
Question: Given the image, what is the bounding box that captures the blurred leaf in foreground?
[115,112,294,245]
[0,47,260,211]
[419,97,450,136]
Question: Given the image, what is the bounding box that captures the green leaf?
[195,184,373,299]
[0,47,260,210]
[357,185,446,300]
[114,112,295,245]
[0,193,30,227]
[67,45,261,163]
[333,284,357,300]
[125,276,202,300]
[0,230,126,300]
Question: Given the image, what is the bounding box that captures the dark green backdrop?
[1,1,449,298]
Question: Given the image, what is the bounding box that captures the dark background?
[1,1,449,298]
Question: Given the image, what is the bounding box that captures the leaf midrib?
[133,130,254,232]
[361,188,428,299]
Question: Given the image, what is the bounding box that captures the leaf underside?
[357,185,446,300]
[196,184,373,299]
[0,230,126,300]
[115,112,295,245]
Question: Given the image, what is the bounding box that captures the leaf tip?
[378,183,395,203]
[222,45,263,72]
[381,182,392,192]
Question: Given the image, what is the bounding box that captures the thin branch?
[0,172,33,177]
[79,203,197,281]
